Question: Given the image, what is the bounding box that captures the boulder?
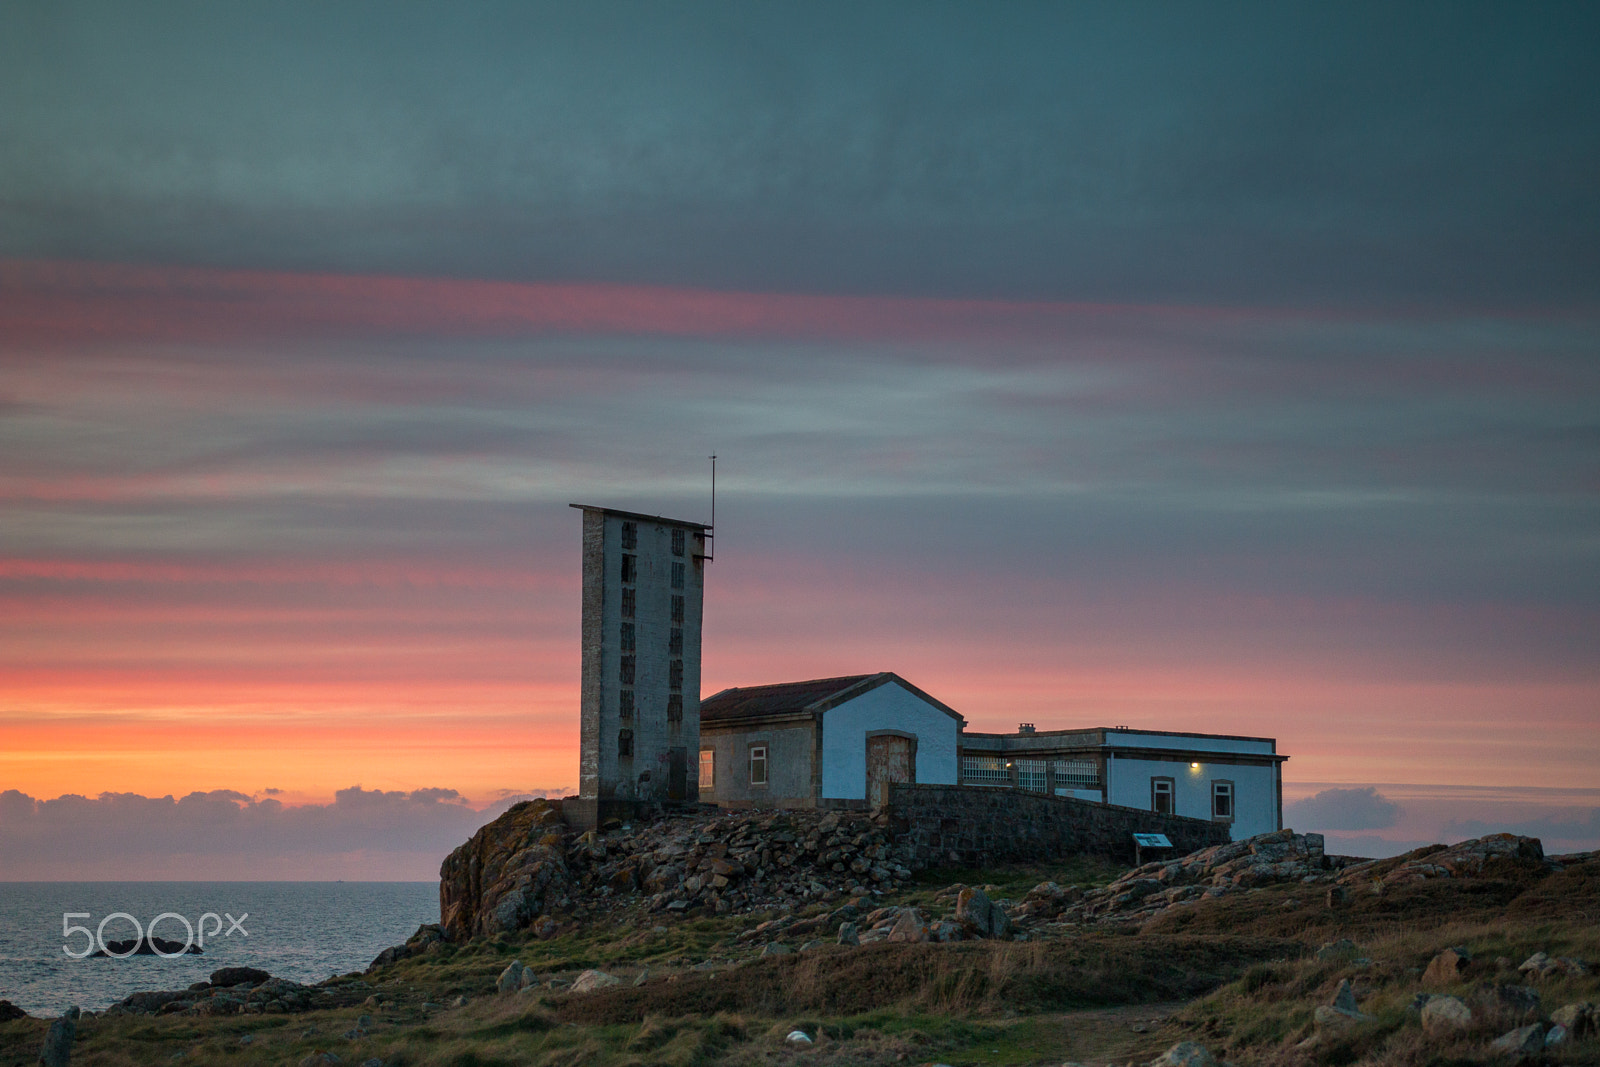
[760,942,793,957]
[496,960,524,995]
[1550,1002,1594,1038]
[37,1006,79,1067]
[1421,995,1472,1035]
[1545,1024,1570,1047]
[1423,949,1470,987]
[0,999,26,1021]
[439,798,573,939]
[1489,1024,1546,1057]
[887,908,929,943]
[954,887,1010,939]
[569,969,621,994]
[1150,1041,1218,1067]
[1328,978,1370,1020]
[210,966,272,988]
[836,922,860,946]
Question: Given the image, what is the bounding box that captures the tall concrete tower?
[569,504,708,827]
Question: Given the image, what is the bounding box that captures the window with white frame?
[749,743,768,785]
[1151,777,1174,815]
[1212,779,1234,820]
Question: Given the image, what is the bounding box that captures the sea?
[0,882,438,1018]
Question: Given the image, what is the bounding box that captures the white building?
[698,673,963,808]
[960,725,1286,839]
[698,673,1286,838]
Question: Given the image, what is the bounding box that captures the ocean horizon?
[0,881,438,1018]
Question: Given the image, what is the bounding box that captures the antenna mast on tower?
[706,453,716,562]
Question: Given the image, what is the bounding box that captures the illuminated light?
[1190,762,1200,769]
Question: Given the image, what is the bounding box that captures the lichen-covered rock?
[1489,1024,1546,1057]
[1421,995,1473,1035]
[1423,948,1470,986]
[954,887,1010,938]
[495,960,524,994]
[569,969,621,993]
[1151,1040,1217,1067]
[37,1006,78,1067]
[439,799,573,940]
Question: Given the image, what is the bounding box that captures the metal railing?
[1053,759,1100,790]
[960,756,1011,787]
[1015,759,1047,793]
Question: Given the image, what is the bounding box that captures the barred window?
[671,561,685,589]
[620,554,636,584]
[669,627,683,656]
[669,659,683,691]
[620,689,634,719]
[672,529,686,556]
[620,622,635,652]
[620,655,635,686]
[621,521,637,549]
[671,595,684,622]
[667,694,683,722]
[618,729,633,757]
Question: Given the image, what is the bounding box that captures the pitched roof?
[699,672,964,725]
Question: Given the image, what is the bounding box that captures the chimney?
[1017,723,1035,735]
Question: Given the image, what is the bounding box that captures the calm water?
[0,882,437,1017]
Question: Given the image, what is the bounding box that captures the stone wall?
[889,783,1231,867]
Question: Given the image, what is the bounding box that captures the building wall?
[700,721,815,807]
[1104,755,1279,839]
[1106,731,1276,755]
[891,783,1231,867]
[820,682,960,800]
[578,509,704,805]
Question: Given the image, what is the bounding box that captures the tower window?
[620,655,635,686]
[669,627,683,655]
[620,622,635,652]
[671,595,684,623]
[672,528,686,556]
[621,521,637,549]
[618,729,633,757]
[620,689,634,719]
[667,694,683,722]
[671,562,685,589]
[669,660,683,691]
[620,554,636,584]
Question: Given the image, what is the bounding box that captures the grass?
[4,854,1597,1066]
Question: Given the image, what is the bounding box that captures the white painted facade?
[819,680,960,800]
[1105,754,1280,840]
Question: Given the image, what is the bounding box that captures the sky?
[2,2,1597,878]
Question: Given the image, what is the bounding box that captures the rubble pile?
[1033,829,1340,923]
[438,799,920,941]
[565,806,917,917]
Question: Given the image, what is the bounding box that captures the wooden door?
[865,735,914,808]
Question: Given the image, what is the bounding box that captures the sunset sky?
[3,2,1597,878]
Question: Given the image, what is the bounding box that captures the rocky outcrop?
[433,800,917,943]
[1333,833,1545,888]
[439,799,573,940]
[88,936,201,957]
[0,998,26,1021]
[105,974,332,1016]
[37,1006,77,1067]
[368,924,448,970]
